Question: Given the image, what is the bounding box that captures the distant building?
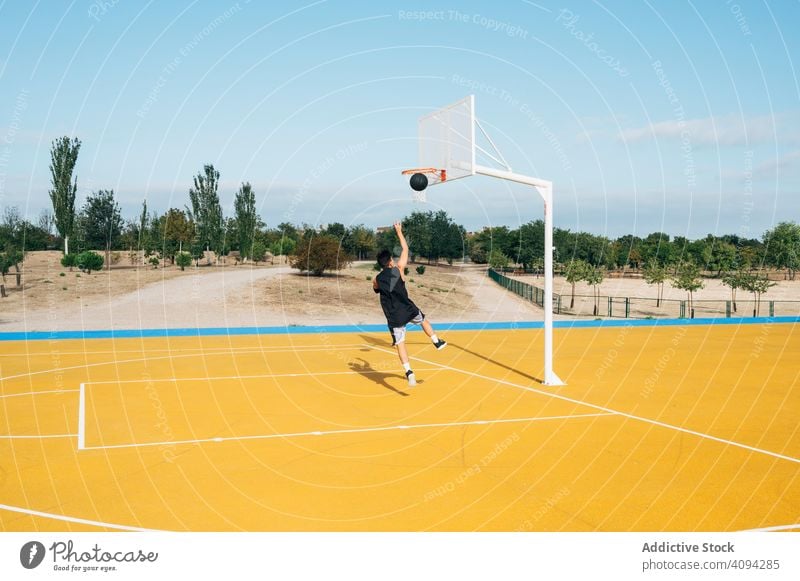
[375,226,392,234]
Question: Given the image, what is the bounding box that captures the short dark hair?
[377,249,392,268]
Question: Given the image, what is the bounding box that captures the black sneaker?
[433,339,447,351]
[405,370,417,387]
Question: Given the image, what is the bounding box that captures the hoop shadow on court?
[359,334,543,384]
[347,357,414,397]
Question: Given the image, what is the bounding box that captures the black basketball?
[409,172,428,192]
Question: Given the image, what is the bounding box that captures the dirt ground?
[4,252,797,332]
[0,252,540,332]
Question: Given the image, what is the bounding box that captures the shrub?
[290,235,352,276]
[149,256,160,269]
[403,267,409,276]
[59,272,65,277]
[373,262,381,271]
[488,249,509,270]
[416,265,426,275]
[366,275,372,280]
[176,251,192,271]
[76,251,104,274]
[61,254,77,271]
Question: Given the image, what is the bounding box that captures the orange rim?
[400,168,446,181]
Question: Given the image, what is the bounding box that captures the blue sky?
[1,0,798,238]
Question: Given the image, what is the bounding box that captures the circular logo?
[20,541,46,569]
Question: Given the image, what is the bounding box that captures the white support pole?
[542,184,564,386]
[473,164,564,386]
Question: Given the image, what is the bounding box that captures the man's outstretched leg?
[421,319,447,350]
[395,341,416,386]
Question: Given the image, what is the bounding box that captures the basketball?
[409,172,428,192]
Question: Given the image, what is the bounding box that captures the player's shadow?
[348,358,414,397]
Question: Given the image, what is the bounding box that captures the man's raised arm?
[394,221,409,271]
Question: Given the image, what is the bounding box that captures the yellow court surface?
[1,323,798,532]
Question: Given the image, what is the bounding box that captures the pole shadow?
[359,334,543,384]
[447,342,544,384]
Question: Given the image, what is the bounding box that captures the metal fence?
[487,268,800,319]
[488,268,562,313]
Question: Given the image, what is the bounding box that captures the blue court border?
[0,316,797,342]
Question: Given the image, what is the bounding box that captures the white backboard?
[418,95,475,183]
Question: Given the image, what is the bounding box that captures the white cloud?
[619,113,800,146]
[753,150,800,178]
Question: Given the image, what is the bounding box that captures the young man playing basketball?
[373,221,446,387]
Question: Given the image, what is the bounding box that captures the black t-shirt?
[374,266,420,327]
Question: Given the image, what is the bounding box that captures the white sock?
[430,334,439,343]
[402,362,411,373]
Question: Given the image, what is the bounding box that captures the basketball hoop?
[401,167,446,202]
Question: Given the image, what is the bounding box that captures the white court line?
[0,503,160,532]
[0,344,370,382]
[81,413,616,451]
[0,388,79,400]
[0,343,370,358]
[78,383,85,450]
[0,434,77,439]
[363,344,800,466]
[85,367,441,385]
[738,524,800,532]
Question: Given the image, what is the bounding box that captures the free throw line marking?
[80,413,616,451]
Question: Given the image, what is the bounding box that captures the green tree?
[175,251,192,271]
[584,264,604,316]
[672,261,704,318]
[739,270,776,317]
[290,234,352,276]
[763,221,800,280]
[614,234,643,271]
[0,208,25,287]
[82,189,122,270]
[48,136,81,255]
[60,253,77,272]
[565,259,589,309]
[469,243,487,264]
[136,200,154,261]
[508,220,544,268]
[324,222,346,240]
[188,164,223,258]
[0,249,24,292]
[233,182,258,260]
[402,212,432,263]
[346,225,376,260]
[159,208,194,264]
[269,237,296,259]
[642,259,668,307]
[276,222,299,243]
[488,249,509,270]
[708,240,737,276]
[251,240,267,264]
[721,270,745,313]
[76,250,104,274]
